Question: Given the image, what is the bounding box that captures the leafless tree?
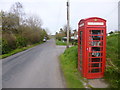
[25,15,43,29]
[10,2,24,17]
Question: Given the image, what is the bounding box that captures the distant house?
[71,35,78,40]
[61,37,67,42]
[61,29,78,42]
[72,29,78,39]
[107,31,119,36]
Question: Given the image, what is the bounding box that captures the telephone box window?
[91,58,102,62]
[91,63,102,67]
[89,30,104,35]
[91,69,102,73]
[92,47,101,51]
[90,41,102,46]
[79,31,83,71]
[89,52,102,57]
[91,30,101,35]
[92,53,101,57]
[91,36,101,40]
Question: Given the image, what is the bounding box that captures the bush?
[2,39,11,54]
[2,32,16,54]
[107,34,119,66]
[104,32,120,88]
[21,27,44,45]
[16,36,27,48]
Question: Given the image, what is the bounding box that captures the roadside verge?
[59,46,84,88]
[1,42,44,59]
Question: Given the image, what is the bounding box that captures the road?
[2,39,66,88]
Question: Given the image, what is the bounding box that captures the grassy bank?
[56,40,66,45]
[60,46,84,88]
[1,42,43,59]
[56,40,76,46]
[104,33,120,88]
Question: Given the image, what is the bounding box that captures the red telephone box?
[78,17,106,79]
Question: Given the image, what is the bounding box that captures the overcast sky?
[0,0,119,35]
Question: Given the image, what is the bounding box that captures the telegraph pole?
[66,0,70,48]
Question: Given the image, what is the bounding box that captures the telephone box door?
[86,28,106,79]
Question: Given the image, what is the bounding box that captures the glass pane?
[91,30,101,35]
[91,63,102,67]
[80,31,82,45]
[91,68,101,73]
[91,58,102,62]
[89,53,102,57]
[102,30,104,35]
[92,36,101,40]
[89,30,104,35]
[89,36,104,40]
[92,47,101,51]
[79,31,83,71]
[92,53,101,57]
[90,41,102,46]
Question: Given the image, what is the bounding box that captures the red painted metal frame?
[78,17,106,79]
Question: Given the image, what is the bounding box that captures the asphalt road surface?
[2,39,66,88]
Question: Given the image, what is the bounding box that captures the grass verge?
[1,42,44,59]
[59,46,84,88]
[104,33,120,88]
[56,40,66,45]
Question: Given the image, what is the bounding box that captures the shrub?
[16,36,27,48]
[2,39,11,54]
[2,32,16,54]
[105,32,120,88]
[21,26,43,45]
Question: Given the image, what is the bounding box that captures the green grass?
[1,42,44,59]
[104,33,120,88]
[60,46,84,88]
[56,40,67,45]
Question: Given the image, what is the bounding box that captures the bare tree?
[10,2,24,17]
[25,15,43,29]
[63,25,71,37]
[10,2,25,25]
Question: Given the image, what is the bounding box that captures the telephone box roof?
[79,17,106,24]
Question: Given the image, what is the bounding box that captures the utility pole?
[66,0,70,48]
